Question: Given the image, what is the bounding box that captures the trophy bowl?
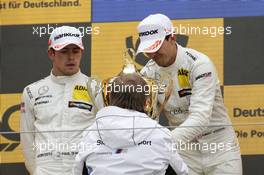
[87,48,172,120]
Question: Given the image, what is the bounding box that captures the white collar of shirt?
[50,70,81,84]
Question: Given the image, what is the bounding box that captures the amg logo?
[54,33,80,40]
[34,100,49,106]
[139,29,158,37]
[74,85,87,91]
[35,95,52,101]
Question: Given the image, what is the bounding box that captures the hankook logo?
[139,29,158,37]
[54,33,80,40]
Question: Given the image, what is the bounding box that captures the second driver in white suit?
[138,14,242,175]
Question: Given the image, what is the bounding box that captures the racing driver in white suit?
[20,26,96,175]
[137,14,242,175]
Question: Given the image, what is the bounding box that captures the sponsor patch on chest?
[68,101,93,111]
[178,88,192,97]
[178,68,191,88]
[72,85,92,102]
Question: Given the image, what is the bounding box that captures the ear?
[47,49,55,61]
[170,34,177,42]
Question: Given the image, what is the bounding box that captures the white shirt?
[73,106,188,175]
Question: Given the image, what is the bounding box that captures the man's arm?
[172,60,218,144]
[73,144,87,175]
[168,139,188,175]
[73,147,92,175]
[169,152,188,175]
[73,131,95,175]
[20,88,35,174]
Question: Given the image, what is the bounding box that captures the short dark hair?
[48,48,56,55]
[165,34,171,41]
[109,73,148,113]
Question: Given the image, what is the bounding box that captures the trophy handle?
[149,71,173,121]
[101,77,117,107]
[155,79,173,119]
[87,76,104,111]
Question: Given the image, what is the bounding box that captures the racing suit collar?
[159,43,184,73]
[50,70,81,84]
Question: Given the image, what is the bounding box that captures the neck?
[167,43,177,66]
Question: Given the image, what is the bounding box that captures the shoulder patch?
[26,87,34,100]
[185,51,197,61]
[195,72,212,81]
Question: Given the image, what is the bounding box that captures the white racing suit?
[20,71,96,175]
[141,44,242,175]
[73,106,188,175]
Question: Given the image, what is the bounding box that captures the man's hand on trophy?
[87,77,105,111]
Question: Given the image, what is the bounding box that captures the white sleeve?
[72,142,87,175]
[20,88,35,174]
[73,127,96,175]
[169,151,189,175]
[172,60,218,143]
[166,136,188,175]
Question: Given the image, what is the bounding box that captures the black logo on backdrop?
[0,105,20,152]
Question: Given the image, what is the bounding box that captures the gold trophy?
[87,48,172,120]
